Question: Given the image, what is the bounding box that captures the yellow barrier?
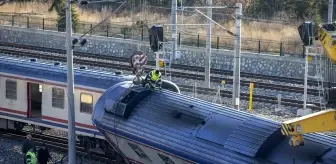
[307,55,312,63]
[248,83,254,111]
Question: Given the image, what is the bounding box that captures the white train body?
[0,56,183,164]
[0,56,132,155]
[0,70,107,138]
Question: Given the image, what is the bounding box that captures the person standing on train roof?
[143,69,162,89]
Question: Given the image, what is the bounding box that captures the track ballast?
[0,42,324,109]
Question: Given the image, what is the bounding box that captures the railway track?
[179,85,322,110]
[0,42,331,86]
[0,44,322,96]
[0,43,324,109]
[0,129,117,164]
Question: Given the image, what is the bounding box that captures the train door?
[27,82,42,118]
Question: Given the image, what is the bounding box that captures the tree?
[242,0,327,21]
[48,0,79,32]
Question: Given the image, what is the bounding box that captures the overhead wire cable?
[79,0,127,39]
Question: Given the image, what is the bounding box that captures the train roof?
[0,55,135,90]
[93,82,336,164]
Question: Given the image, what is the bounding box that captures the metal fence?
[0,14,304,56]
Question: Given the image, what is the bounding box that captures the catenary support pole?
[171,0,177,59]
[66,0,76,163]
[303,48,308,110]
[232,3,242,110]
[205,0,212,88]
[328,0,333,23]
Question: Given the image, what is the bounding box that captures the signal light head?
[298,22,313,46]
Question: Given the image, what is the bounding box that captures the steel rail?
[0,47,321,96]
[0,42,331,86]
[179,84,321,110]
[0,46,324,109]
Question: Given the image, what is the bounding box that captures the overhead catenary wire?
[195,9,235,36]
[79,0,127,39]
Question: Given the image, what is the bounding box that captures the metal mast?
[232,3,242,110]
[328,0,333,23]
[171,0,177,59]
[65,0,76,162]
[205,0,212,88]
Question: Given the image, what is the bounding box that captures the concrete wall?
[0,25,310,78]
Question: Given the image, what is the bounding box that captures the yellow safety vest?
[150,71,161,81]
[26,151,37,164]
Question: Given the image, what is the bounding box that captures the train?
[2,53,336,164]
[93,81,336,164]
[0,55,179,158]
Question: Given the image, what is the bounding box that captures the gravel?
[0,46,318,90]
[181,91,298,123]
[2,49,321,103]
[23,126,68,138]
[0,49,327,116]
[0,136,107,164]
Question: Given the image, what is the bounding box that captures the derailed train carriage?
[92,81,336,164]
[0,54,179,159]
[90,22,336,164]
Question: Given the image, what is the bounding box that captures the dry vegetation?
[0,2,302,54]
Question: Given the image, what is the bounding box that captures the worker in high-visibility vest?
[26,148,37,164]
[143,69,162,89]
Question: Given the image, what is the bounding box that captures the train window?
[5,80,17,100]
[128,142,151,161]
[80,93,93,114]
[52,88,64,109]
[158,153,175,164]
